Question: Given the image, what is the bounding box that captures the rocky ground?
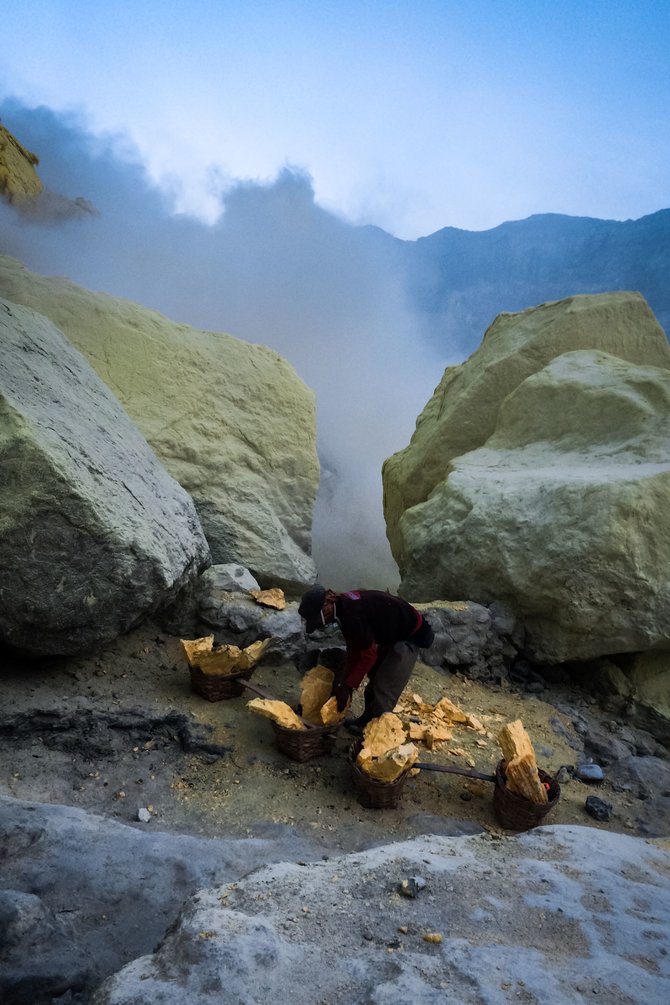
[2,619,670,1004]
[2,619,669,848]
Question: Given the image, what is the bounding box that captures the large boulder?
[384,294,670,663]
[90,827,670,1005]
[0,255,319,590]
[0,123,43,204]
[0,299,210,656]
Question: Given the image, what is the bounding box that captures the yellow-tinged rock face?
[0,255,319,588]
[384,292,670,665]
[0,124,43,203]
[383,292,670,573]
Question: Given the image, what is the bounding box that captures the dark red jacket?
[335,590,423,689]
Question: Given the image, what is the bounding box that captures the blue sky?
[3,0,669,238]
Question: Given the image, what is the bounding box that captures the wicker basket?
[493,759,560,831]
[348,742,412,809]
[189,665,255,702]
[271,718,340,762]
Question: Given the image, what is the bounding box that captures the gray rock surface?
[200,563,261,593]
[0,255,319,589]
[89,824,670,1005]
[0,298,210,656]
[3,796,668,1005]
[416,600,518,681]
[196,581,518,680]
[198,588,306,662]
[384,294,670,666]
[0,796,323,1004]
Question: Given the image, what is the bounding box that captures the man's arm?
[342,640,378,690]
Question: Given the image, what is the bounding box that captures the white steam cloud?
[0,102,449,589]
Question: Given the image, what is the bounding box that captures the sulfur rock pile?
[394,692,489,758]
[181,635,271,676]
[247,665,348,731]
[497,719,548,804]
[355,714,419,783]
[355,691,501,783]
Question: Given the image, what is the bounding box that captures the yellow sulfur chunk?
[362,713,407,756]
[300,665,335,724]
[180,635,214,666]
[357,742,418,782]
[498,720,548,804]
[247,698,305,731]
[249,588,286,610]
[433,697,468,723]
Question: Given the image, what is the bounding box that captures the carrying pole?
[415,761,496,783]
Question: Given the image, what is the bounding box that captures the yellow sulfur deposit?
[247,698,305,731]
[180,636,215,666]
[355,713,418,782]
[361,713,407,755]
[249,588,286,610]
[319,695,344,726]
[357,742,418,783]
[498,719,548,804]
[180,635,272,676]
[433,696,468,723]
[299,665,348,725]
[0,123,44,203]
[235,638,272,669]
[300,665,335,724]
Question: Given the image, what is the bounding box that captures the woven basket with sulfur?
[493,759,560,831]
[188,665,255,701]
[348,742,412,809]
[181,636,271,702]
[272,717,340,762]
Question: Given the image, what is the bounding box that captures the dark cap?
[298,584,326,633]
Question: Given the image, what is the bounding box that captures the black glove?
[332,682,352,713]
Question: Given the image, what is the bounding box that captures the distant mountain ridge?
[376,209,670,354]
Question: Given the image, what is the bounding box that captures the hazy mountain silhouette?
[377,210,670,355]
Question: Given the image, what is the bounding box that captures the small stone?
[585,795,613,821]
[575,762,604,783]
[399,876,426,898]
[554,766,573,783]
[399,879,417,898]
[137,807,151,823]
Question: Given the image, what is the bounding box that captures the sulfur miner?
[298,585,435,736]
